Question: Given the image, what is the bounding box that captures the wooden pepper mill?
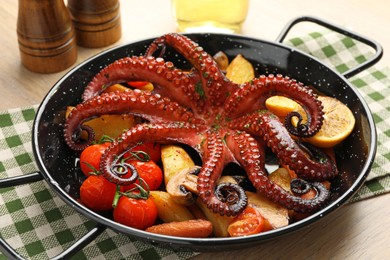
[67,0,122,48]
[17,0,77,73]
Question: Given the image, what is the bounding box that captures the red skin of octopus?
[64,33,336,216]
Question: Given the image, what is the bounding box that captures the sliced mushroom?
[166,166,248,206]
[166,166,200,206]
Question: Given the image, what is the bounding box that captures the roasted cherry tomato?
[122,160,163,191]
[227,207,265,237]
[127,81,154,91]
[237,207,263,219]
[79,175,117,211]
[127,81,149,88]
[79,142,110,177]
[113,196,158,230]
[124,142,161,163]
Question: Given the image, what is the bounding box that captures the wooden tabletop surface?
[1,0,389,259]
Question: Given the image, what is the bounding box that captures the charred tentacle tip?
[291,178,330,213]
[104,151,139,185]
[290,178,312,194]
[215,182,248,216]
[285,111,310,137]
[68,124,95,151]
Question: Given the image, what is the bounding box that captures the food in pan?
[63,33,355,237]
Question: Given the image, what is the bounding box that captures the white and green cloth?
[1,30,390,259]
[287,30,390,201]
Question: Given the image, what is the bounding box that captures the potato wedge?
[226,54,255,84]
[187,204,207,220]
[102,83,130,93]
[150,191,195,223]
[65,106,136,141]
[195,197,235,237]
[172,174,239,237]
[246,191,289,231]
[245,168,291,230]
[65,106,74,119]
[161,145,196,185]
[196,176,237,237]
[83,114,136,141]
[269,167,291,192]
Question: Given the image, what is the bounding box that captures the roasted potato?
[161,145,196,185]
[195,197,235,237]
[150,191,195,223]
[226,54,255,84]
[65,106,136,141]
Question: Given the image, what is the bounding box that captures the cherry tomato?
[227,207,265,237]
[127,81,149,88]
[113,196,158,230]
[237,207,262,219]
[124,142,161,163]
[127,81,154,91]
[122,160,163,191]
[79,142,110,177]
[80,175,117,211]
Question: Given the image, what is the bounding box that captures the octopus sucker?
[64,33,339,216]
[229,110,337,181]
[64,90,198,151]
[225,75,324,138]
[100,122,206,185]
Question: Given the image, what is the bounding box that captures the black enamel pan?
[0,16,383,257]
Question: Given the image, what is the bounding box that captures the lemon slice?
[306,96,355,148]
[265,95,355,148]
[265,96,300,117]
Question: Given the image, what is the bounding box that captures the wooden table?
[1,0,389,259]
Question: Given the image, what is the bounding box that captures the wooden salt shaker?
[17,0,77,73]
[67,0,122,48]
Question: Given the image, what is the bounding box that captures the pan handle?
[0,223,106,260]
[0,173,108,259]
[0,172,43,188]
[275,16,383,79]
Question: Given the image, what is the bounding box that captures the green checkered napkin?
[1,30,390,259]
[0,107,196,259]
[286,30,390,201]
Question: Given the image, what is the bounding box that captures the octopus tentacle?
[64,90,200,151]
[101,122,207,185]
[229,110,337,181]
[224,74,324,137]
[225,130,329,213]
[291,178,312,194]
[197,130,247,217]
[145,33,237,117]
[65,33,341,216]
[285,111,309,136]
[82,56,203,110]
[74,124,95,147]
[215,182,247,215]
[106,155,139,185]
